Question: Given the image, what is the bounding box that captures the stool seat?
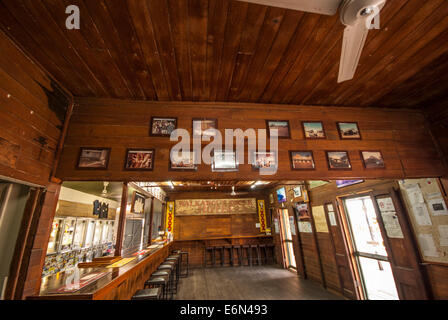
[146,277,167,285]
[131,288,161,300]
[152,270,170,277]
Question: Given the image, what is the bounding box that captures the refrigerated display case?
[73,219,87,250]
[46,218,64,254]
[101,220,109,244]
[84,219,96,248]
[107,221,115,243]
[60,218,76,252]
[93,220,103,246]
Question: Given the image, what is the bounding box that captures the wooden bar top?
[27,241,172,300]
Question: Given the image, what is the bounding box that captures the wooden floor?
[175,265,343,300]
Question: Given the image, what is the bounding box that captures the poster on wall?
[166,202,175,233]
[175,198,256,216]
[295,203,311,220]
[274,218,280,234]
[257,200,267,233]
[376,197,404,239]
[328,211,337,226]
[298,221,313,233]
[418,234,440,258]
[131,192,146,214]
[293,186,302,198]
[312,206,329,233]
[427,198,448,216]
[289,216,296,236]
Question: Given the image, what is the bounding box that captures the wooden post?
[147,196,155,246]
[115,182,128,257]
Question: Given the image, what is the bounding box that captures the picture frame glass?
[253,151,277,169]
[327,151,352,169]
[78,148,110,168]
[291,151,315,169]
[212,150,238,171]
[338,122,361,139]
[277,187,287,203]
[193,119,217,137]
[125,150,154,170]
[170,150,197,170]
[131,192,146,214]
[303,122,325,139]
[151,117,177,136]
[267,120,290,138]
[361,151,385,168]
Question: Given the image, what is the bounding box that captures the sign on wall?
[257,200,267,233]
[166,201,175,233]
[175,198,257,216]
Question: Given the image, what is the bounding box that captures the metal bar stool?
[179,251,189,277]
[214,246,224,267]
[204,247,214,268]
[259,244,268,265]
[145,276,169,300]
[166,255,181,281]
[152,269,173,299]
[250,244,261,266]
[131,287,162,300]
[242,245,250,266]
[224,246,233,267]
[233,245,242,267]
[266,244,275,264]
[162,260,179,290]
[158,263,177,294]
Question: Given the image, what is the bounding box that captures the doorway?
[278,209,296,270]
[343,195,399,300]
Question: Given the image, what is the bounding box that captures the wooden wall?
[0,31,71,299]
[425,102,448,175]
[56,98,446,181]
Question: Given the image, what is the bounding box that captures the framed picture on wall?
[150,117,177,137]
[337,122,362,139]
[290,150,316,170]
[192,118,218,137]
[326,151,352,170]
[302,121,326,139]
[170,150,197,171]
[266,120,291,139]
[77,147,111,169]
[124,149,155,171]
[295,203,311,220]
[252,151,277,170]
[212,150,238,172]
[131,192,146,214]
[360,150,385,169]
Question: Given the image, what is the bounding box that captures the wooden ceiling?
[1,0,448,108]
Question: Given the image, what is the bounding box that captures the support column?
[115,182,128,257]
[147,196,155,246]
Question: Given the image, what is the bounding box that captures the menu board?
[175,198,257,216]
[399,178,448,263]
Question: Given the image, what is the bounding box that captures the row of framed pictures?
[77,147,386,171]
[149,117,363,140]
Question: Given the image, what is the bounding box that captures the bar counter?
[27,241,172,300]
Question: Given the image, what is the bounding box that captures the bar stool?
[251,244,261,266]
[131,287,162,300]
[214,246,224,267]
[259,244,268,265]
[224,246,233,267]
[145,276,169,300]
[162,260,179,287]
[233,245,242,267]
[242,245,250,266]
[152,269,173,299]
[166,255,181,281]
[267,244,275,264]
[179,251,189,277]
[204,247,214,267]
[158,263,177,294]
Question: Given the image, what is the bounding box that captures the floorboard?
[175,265,344,300]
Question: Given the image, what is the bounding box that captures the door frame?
[277,208,296,270]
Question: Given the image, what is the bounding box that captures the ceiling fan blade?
[337,18,370,83]
[236,0,341,15]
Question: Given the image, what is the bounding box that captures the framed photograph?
[337,122,361,139]
[290,151,315,170]
[326,151,352,170]
[131,192,146,214]
[252,151,277,170]
[277,187,287,203]
[170,150,197,171]
[212,150,238,172]
[266,120,291,139]
[124,149,155,171]
[192,118,218,137]
[269,193,274,204]
[293,186,302,198]
[295,203,311,220]
[77,147,110,169]
[302,121,326,139]
[336,180,364,188]
[360,150,385,169]
[150,117,177,137]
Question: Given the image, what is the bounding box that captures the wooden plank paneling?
[0,0,447,109]
[56,98,446,181]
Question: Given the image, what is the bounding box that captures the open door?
[370,189,431,300]
[278,209,296,270]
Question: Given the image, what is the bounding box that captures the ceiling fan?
[237,0,386,82]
